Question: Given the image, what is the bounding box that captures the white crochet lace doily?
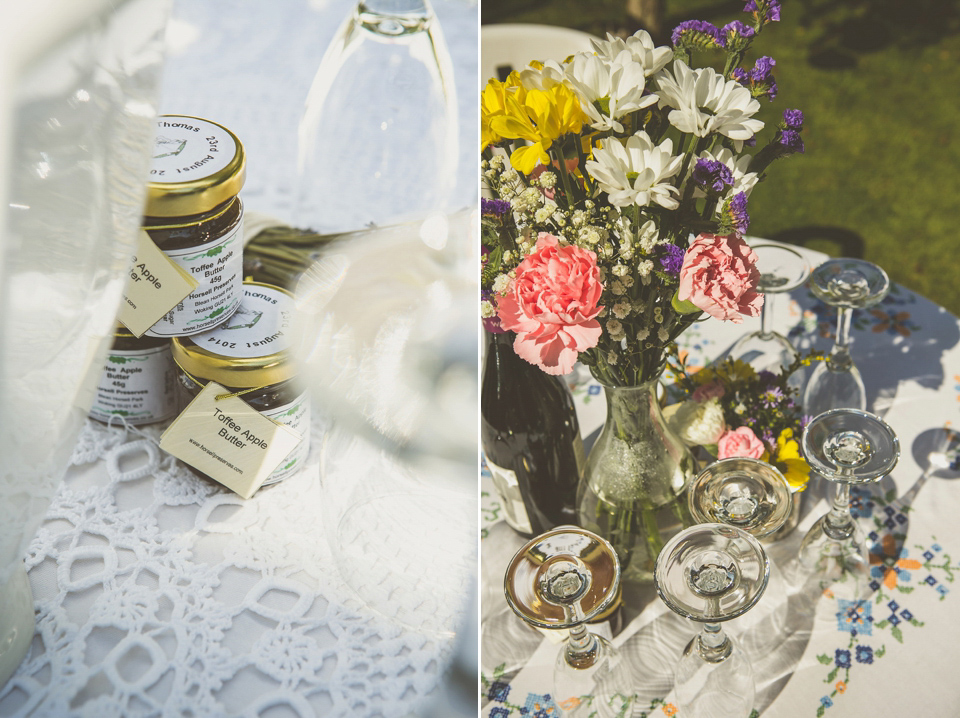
[0,417,470,717]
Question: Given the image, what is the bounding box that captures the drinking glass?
[802,259,890,416]
[729,244,809,375]
[295,0,458,233]
[655,523,770,718]
[797,409,899,584]
[687,458,793,541]
[504,526,632,717]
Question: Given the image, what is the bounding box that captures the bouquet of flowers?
[665,346,819,491]
[480,0,807,579]
[480,0,804,386]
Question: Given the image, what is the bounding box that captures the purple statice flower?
[660,244,686,275]
[733,57,777,101]
[783,108,804,129]
[481,197,511,217]
[720,20,756,47]
[762,429,776,446]
[728,192,750,234]
[752,56,776,80]
[732,67,749,83]
[744,0,781,24]
[672,20,725,49]
[779,129,805,154]
[692,159,734,194]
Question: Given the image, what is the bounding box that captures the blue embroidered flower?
[887,600,899,612]
[869,580,881,592]
[835,649,851,668]
[937,585,949,596]
[901,609,914,621]
[925,575,937,586]
[836,599,872,635]
[588,384,601,396]
[849,486,875,519]
[490,708,510,718]
[488,682,511,702]
[855,645,874,664]
[521,693,560,717]
[924,550,935,561]
[933,543,942,552]
[821,696,833,707]
[888,614,901,626]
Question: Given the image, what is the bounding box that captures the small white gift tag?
[159,382,303,499]
[119,230,199,337]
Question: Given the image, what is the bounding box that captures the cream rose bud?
[663,398,726,446]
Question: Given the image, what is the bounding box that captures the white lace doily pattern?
[0,418,457,717]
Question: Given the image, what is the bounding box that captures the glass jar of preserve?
[89,326,179,426]
[143,114,246,337]
[171,282,310,485]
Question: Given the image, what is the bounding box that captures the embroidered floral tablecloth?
[481,241,960,717]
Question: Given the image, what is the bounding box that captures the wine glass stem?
[759,292,776,339]
[823,480,856,540]
[562,604,601,669]
[698,622,733,663]
[828,306,854,372]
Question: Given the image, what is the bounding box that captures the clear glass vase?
[577,376,696,583]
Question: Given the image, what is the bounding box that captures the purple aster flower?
[800,414,812,429]
[672,20,725,48]
[728,192,750,234]
[779,129,805,154]
[481,197,511,217]
[761,386,785,408]
[692,159,734,194]
[783,108,804,129]
[660,244,686,275]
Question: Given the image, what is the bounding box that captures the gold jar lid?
[171,282,295,388]
[145,115,246,218]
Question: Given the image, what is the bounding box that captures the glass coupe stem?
[697,622,733,663]
[563,604,602,669]
[822,480,856,541]
[758,291,776,340]
[827,306,855,372]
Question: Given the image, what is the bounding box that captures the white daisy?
[656,60,763,145]
[517,59,566,91]
[590,30,673,77]
[585,131,683,209]
[565,54,658,133]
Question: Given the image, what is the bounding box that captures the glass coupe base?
[675,632,755,718]
[803,361,867,417]
[797,514,870,586]
[553,635,634,718]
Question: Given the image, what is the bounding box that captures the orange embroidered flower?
[836,680,847,694]
[663,704,678,717]
[560,697,581,710]
[869,534,922,589]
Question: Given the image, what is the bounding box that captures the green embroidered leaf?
[885,487,897,503]
[826,667,839,683]
[493,662,505,680]
[891,625,903,643]
[910,618,925,627]
[817,705,826,718]
[896,584,915,593]
[817,654,832,665]
[876,645,887,658]
[875,619,889,628]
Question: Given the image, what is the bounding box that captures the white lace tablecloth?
[481,241,960,717]
[0,1,478,716]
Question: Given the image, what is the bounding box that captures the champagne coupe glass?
[797,409,899,584]
[729,244,810,374]
[655,524,769,718]
[687,458,793,540]
[504,526,631,717]
[802,259,890,416]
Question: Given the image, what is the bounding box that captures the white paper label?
[90,345,178,425]
[119,230,199,337]
[159,382,303,499]
[260,393,310,484]
[485,458,534,534]
[144,220,243,337]
[150,116,237,182]
[187,283,292,357]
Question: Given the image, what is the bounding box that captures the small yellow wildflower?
[480,73,524,150]
[772,427,811,491]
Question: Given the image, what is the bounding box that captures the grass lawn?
[481,0,960,315]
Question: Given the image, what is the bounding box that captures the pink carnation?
[692,380,726,403]
[497,233,604,375]
[678,233,763,323]
[717,426,766,460]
